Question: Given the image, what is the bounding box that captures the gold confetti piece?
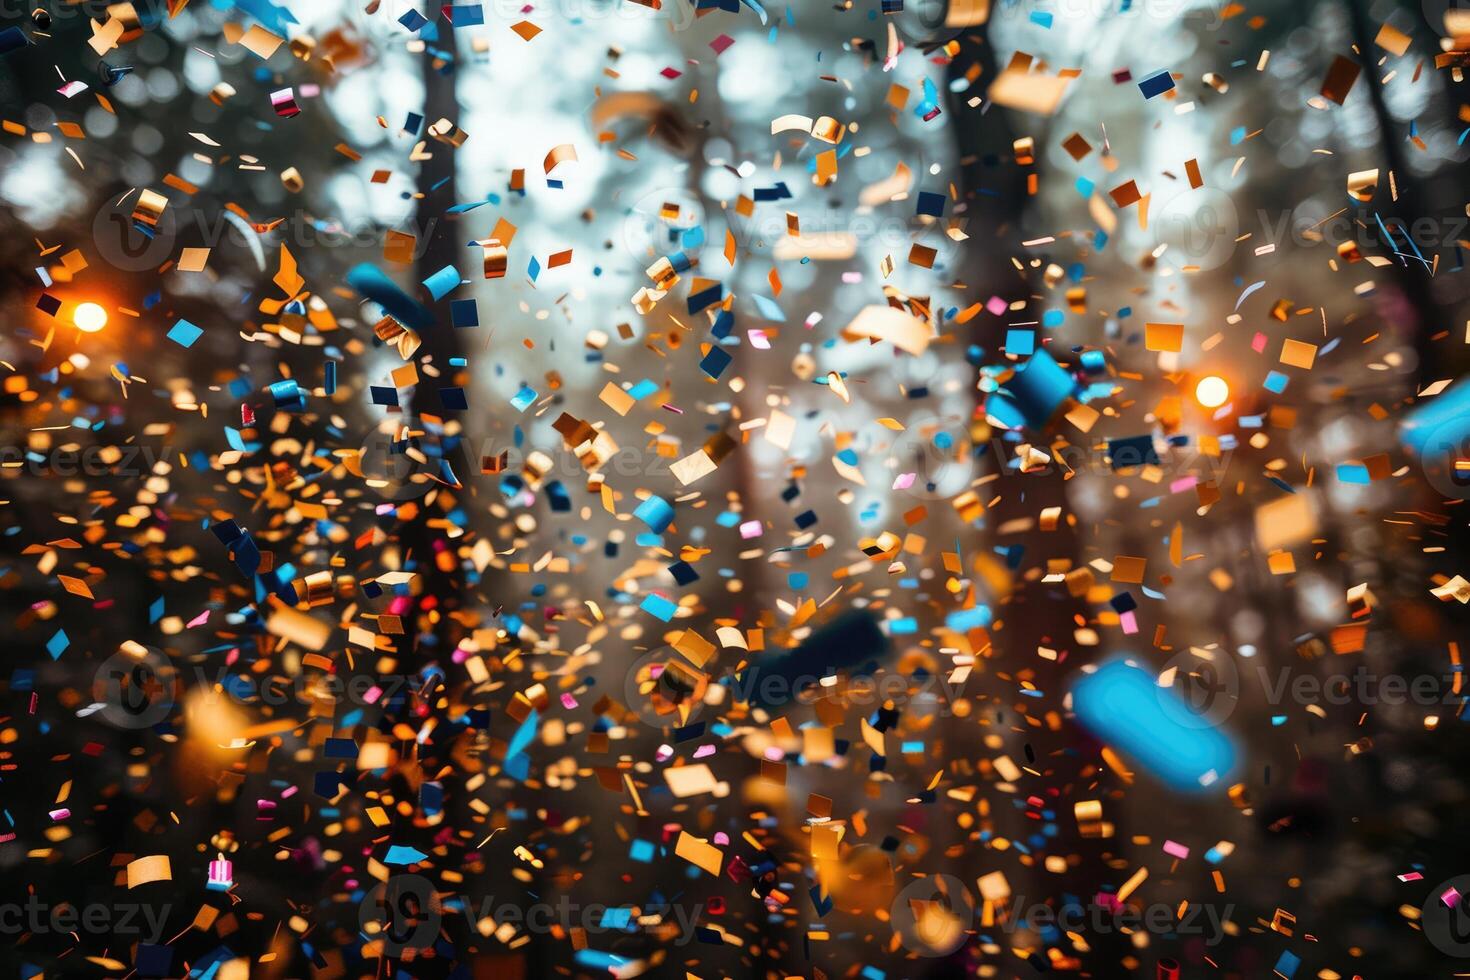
[843,305,932,356]
[176,247,210,272]
[239,24,285,60]
[1375,22,1411,56]
[126,855,172,889]
[1320,55,1361,105]
[674,832,723,875]
[1144,321,1184,352]
[543,143,577,173]
[989,56,1073,116]
[1280,338,1318,369]
[946,0,990,26]
[665,763,721,797]
[264,603,331,652]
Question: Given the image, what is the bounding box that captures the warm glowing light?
[1195,375,1230,409]
[73,302,109,333]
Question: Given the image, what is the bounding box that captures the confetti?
[1,3,1467,978]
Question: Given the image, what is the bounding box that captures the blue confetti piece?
[1138,70,1176,99]
[635,495,675,533]
[167,319,204,348]
[640,592,678,621]
[422,264,462,300]
[507,709,539,758]
[699,345,733,379]
[1072,659,1237,791]
[1005,329,1036,355]
[47,629,68,660]
[383,845,428,865]
[627,378,660,401]
[510,385,538,411]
